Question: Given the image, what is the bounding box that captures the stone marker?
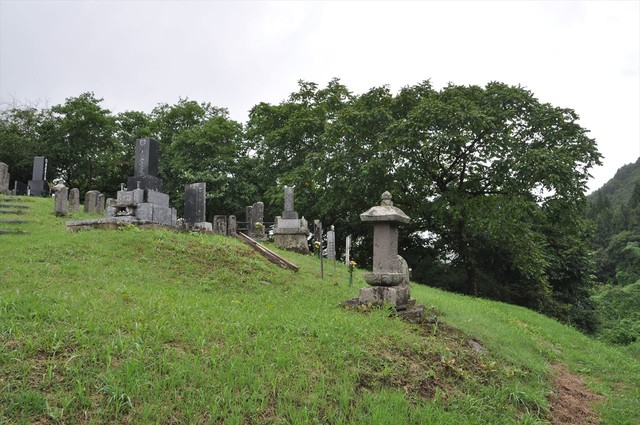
[53,183,68,216]
[282,186,298,219]
[13,181,27,196]
[127,138,163,191]
[184,182,206,226]
[252,201,265,239]
[69,188,80,213]
[327,227,336,261]
[345,235,351,265]
[96,193,106,215]
[343,191,424,322]
[313,220,322,243]
[245,205,254,237]
[0,162,9,194]
[227,215,237,236]
[28,156,49,196]
[213,215,227,236]
[273,186,309,254]
[84,190,100,213]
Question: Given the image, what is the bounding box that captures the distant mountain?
[590,157,640,206]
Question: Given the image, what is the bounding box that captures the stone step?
[0,209,26,215]
[0,219,28,224]
[0,203,30,209]
[0,228,28,235]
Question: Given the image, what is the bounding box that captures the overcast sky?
[1,0,638,192]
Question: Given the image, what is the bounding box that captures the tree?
[42,92,117,193]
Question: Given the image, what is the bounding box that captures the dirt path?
[549,363,605,425]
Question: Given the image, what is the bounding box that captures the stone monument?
[273,186,310,254]
[343,191,424,322]
[53,183,68,216]
[327,226,336,261]
[103,138,177,226]
[28,156,49,196]
[184,182,211,230]
[69,188,80,213]
[0,162,9,194]
[252,201,265,239]
[84,190,100,213]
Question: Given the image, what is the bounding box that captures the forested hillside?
[0,80,602,333]
[586,158,640,346]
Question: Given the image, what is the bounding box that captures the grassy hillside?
[1,197,639,424]
[590,157,640,207]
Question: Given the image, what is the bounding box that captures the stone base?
[274,233,310,254]
[395,304,425,323]
[66,217,175,232]
[358,284,411,309]
[364,272,406,287]
[27,180,49,196]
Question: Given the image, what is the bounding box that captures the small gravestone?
[343,192,424,322]
[213,215,227,235]
[0,162,9,194]
[273,186,309,254]
[184,182,207,227]
[313,220,322,244]
[28,156,49,196]
[327,227,336,261]
[227,215,237,236]
[53,183,68,216]
[84,190,100,213]
[252,201,265,239]
[69,188,80,213]
[13,181,27,196]
[96,193,106,215]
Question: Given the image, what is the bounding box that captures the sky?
[1,0,638,192]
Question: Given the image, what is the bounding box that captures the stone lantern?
[343,191,424,322]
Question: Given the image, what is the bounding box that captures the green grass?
[1,197,639,424]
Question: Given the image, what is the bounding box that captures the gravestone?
[345,235,351,265]
[313,220,322,243]
[28,156,49,196]
[13,181,27,196]
[213,215,227,236]
[343,192,424,322]
[96,193,106,215]
[0,162,9,194]
[273,186,309,254]
[252,202,265,239]
[69,188,80,213]
[327,227,336,261]
[184,182,206,226]
[84,191,100,213]
[227,215,237,236]
[53,184,68,216]
[127,138,163,191]
[245,205,254,237]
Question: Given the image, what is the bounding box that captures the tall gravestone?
[127,138,162,191]
[96,193,106,215]
[0,162,9,194]
[273,186,309,254]
[245,205,254,237]
[345,235,351,265]
[28,156,49,196]
[102,138,177,227]
[252,201,265,239]
[53,184,68,216]
[184,182,206,226]
[327,227,336,261]
[227,215,237,236]
[69,188,80,213]
[343,192,424,322]
[84,190,100,213]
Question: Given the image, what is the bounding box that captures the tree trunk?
[458,218,477,296]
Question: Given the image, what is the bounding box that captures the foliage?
[592,282,640,345]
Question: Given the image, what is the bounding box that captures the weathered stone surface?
[135,203,154,221]
[152,205,175,226]
[364,272,405,286]
[358,284,411,309]
[213,215,227,235]
[69,188,80,213]
[146,190,169,207]
[274,233,310,254]
[184,183,206,225]
[276,218,302,229]
[252,202,265,238]
[345,235,351,265]
[313,219,322,243]
[134,138,159,177]
[327,229,336,261]
[127,175,163,192]
[84,191,100,213]
[227,215,237,236]
[106,198,116,207]
[96,193,106,215]
[54,185,68,216]
[28,157,49,196]
[245,205,254,236]
[0,162,9,194]
[360,191,410,224]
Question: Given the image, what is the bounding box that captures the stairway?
[0,197,29,234]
